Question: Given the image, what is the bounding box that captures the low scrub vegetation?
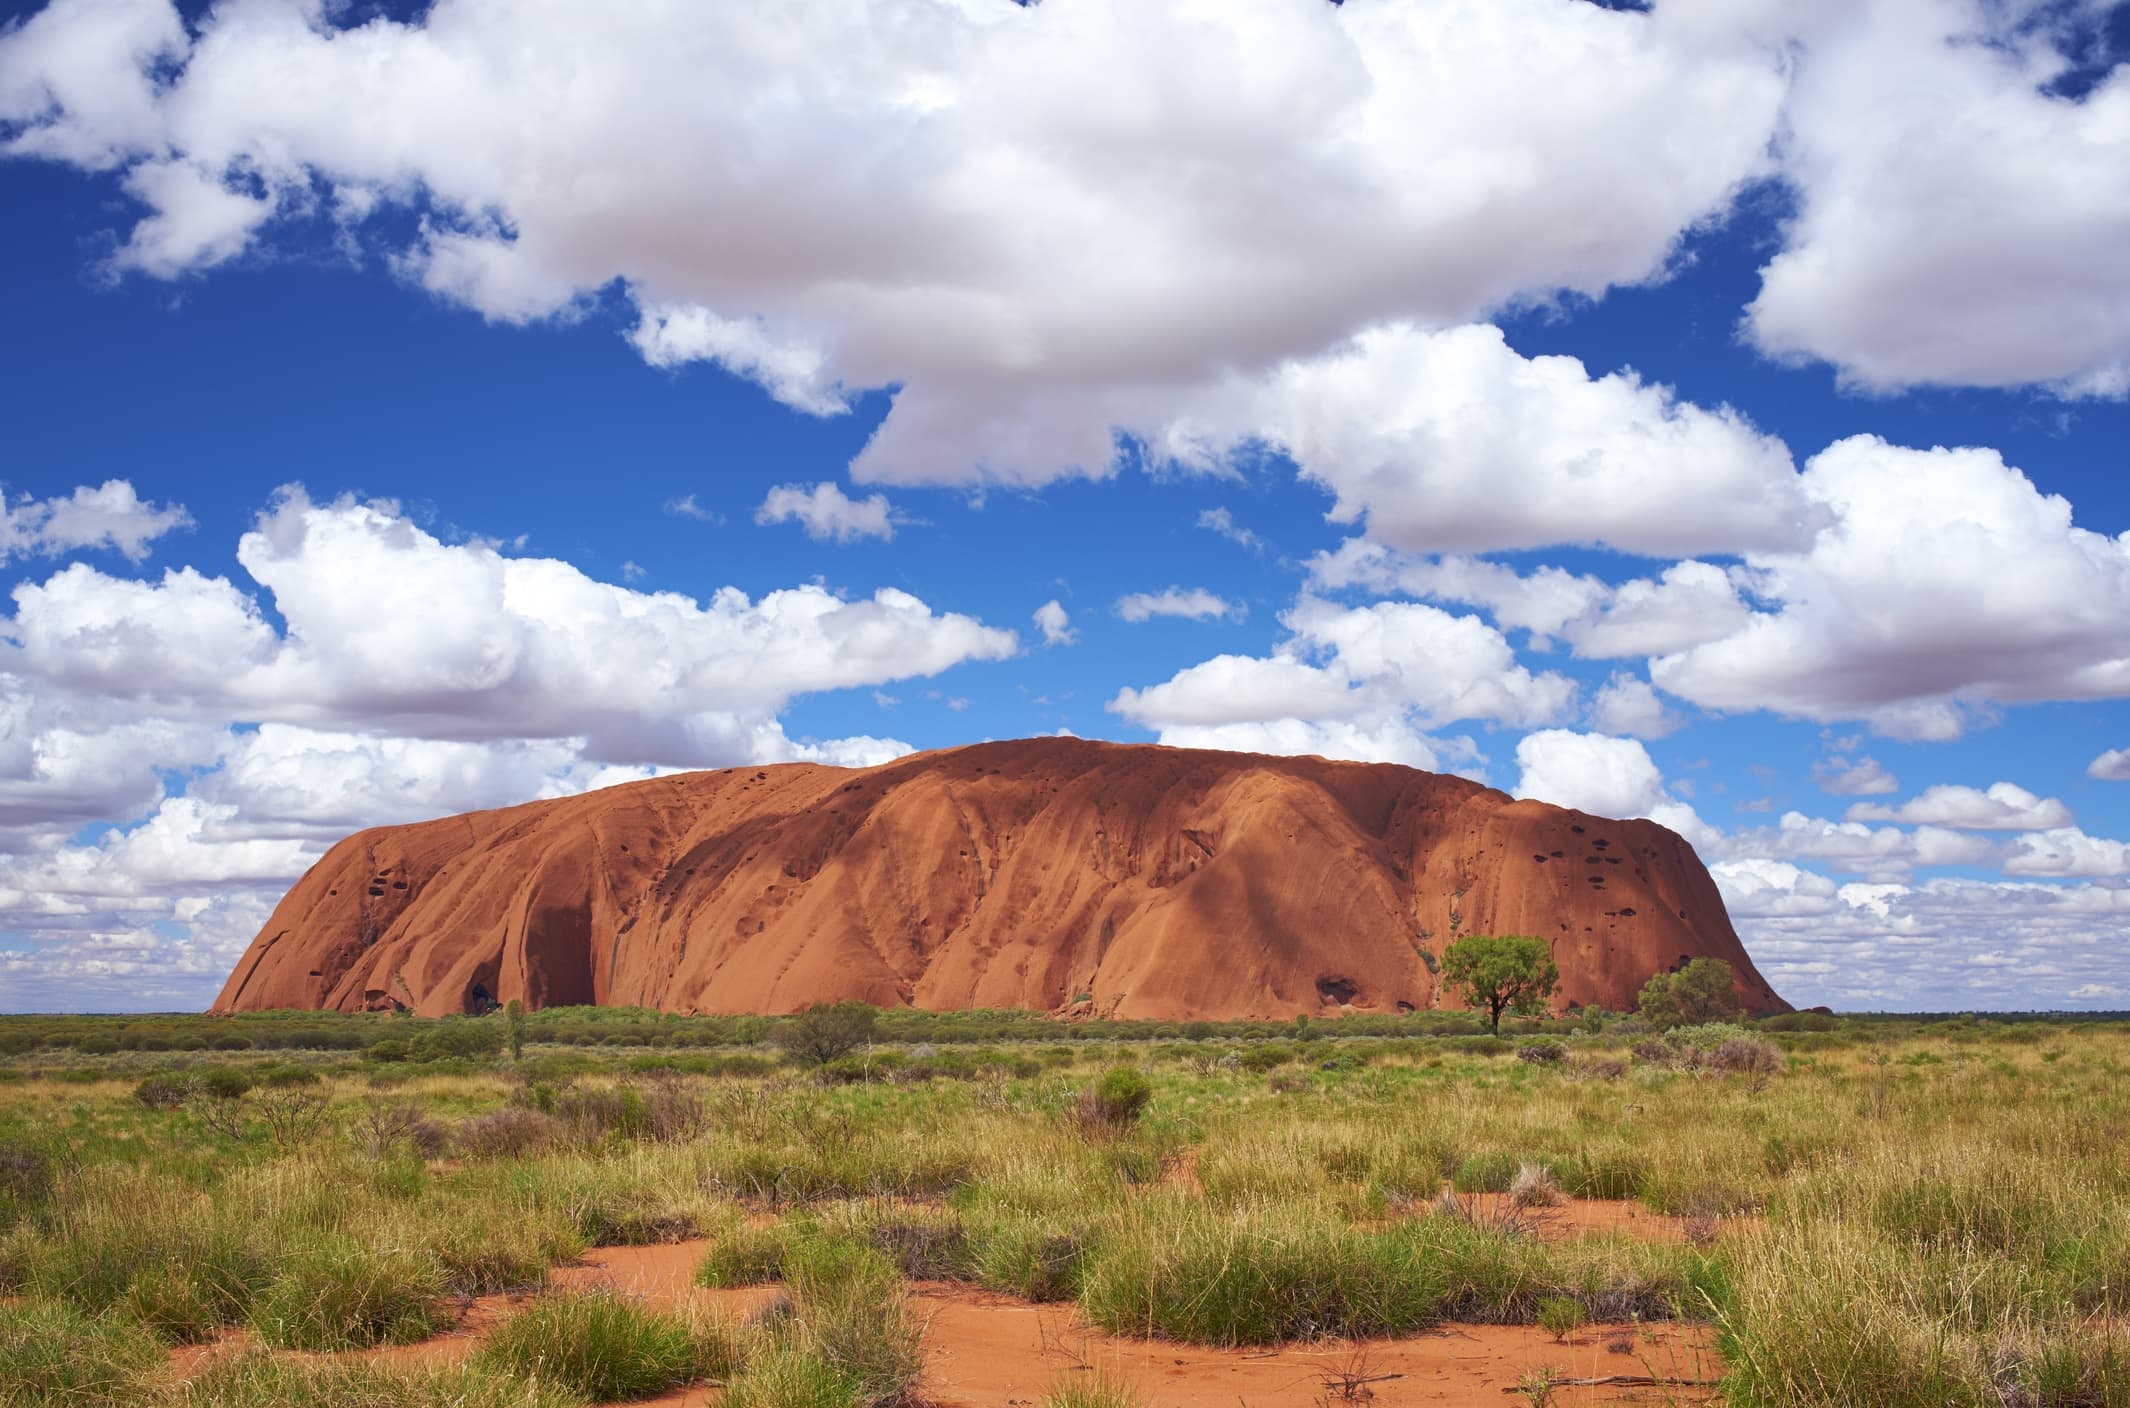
[0,1008,2124,1407]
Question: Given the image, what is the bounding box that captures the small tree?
[1637,957,1743,1030]
[1440,934,1559,1036]
[773,1000,879,1066]
[503,999,526,1062]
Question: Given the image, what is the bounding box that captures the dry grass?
[0,1019,2125,1406]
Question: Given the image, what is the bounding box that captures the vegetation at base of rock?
[1638,958,1745,1030]
[773,1002,881,1067]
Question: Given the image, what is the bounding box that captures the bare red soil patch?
[168,1230,1722,1406]
[914,1286,1716,1408]
[1449,1192,1723,1243]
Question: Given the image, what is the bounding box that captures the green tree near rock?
[1440,934,1560,1035]
[1637,957,1744,1029]
[772,1000,879,1066]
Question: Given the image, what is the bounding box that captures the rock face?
[212,737,1785,1020]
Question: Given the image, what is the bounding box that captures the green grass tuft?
[472,1291,707,1402]
[0,1298,163,1408]
[1039,1372,1146,1408]
[247,1238,443,1351]
[179,1351,579,1408]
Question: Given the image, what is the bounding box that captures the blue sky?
[2,0,2128,1013]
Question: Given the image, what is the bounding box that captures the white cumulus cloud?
[2088,747,2130,782]
[1652,436,2130,738]
[1589,674,1679,740]
[1032,599,1075,647]
[755,482,898,543]
[0,0,1786,486]
[0,479,190,562]
[1847,781,2075,831]
[1743,0,2130,395]
[1163,324,1814,558]
[1509,728,1716,849]
[0,484,1021,1009]
[1813,755,1899,797]
[1114,588,1237,624]
[1112,597,1575,771]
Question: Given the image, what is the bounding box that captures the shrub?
[1636,958,1742,1030]
[132,1074,190,1111]
[456,1107,562,1159]
[192,1067,256,1101]
[354,1100,449,1159]
[552,1086,651,1143]
[248,1239,443,1351]
[1074,1066,1153,1133]
[1670,1022,1752,1050]
[253,1089,328,1149]
[1711,1036,1784,1080]
[364,1040,413,1064]
[0,1140,53,1227]
[774,1002,880,1066]
[1514,1041,1566,1065]
[412,1021,506,1063]
[1569,1054,1628,1080]
[473,1292,704,1402]
[639,1078,710,1141]
[1760,1011,1841,1033]
[0,1299,162,1408]
[1238,1044,1297,1073]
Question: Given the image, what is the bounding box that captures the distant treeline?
[0,1003,2119,1062]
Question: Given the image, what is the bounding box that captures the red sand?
[214,737,1781,1020]
[1445,1193,1729,1243]
[170,1228,1720,1407]
[912,1289,1716,1408]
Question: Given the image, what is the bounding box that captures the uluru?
[213,737,1784,1021]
